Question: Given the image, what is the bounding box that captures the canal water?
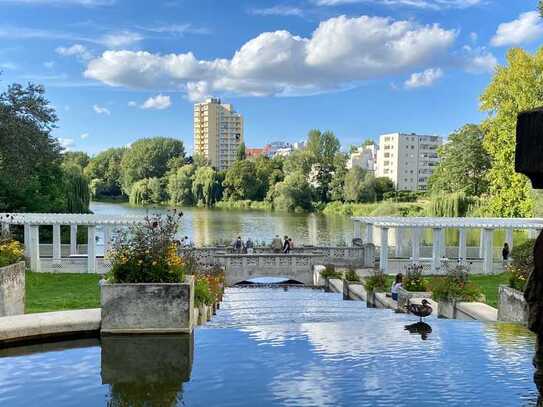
[0,287,537,406]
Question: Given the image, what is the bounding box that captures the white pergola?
[0,213,144,274]
[352,216,543,274]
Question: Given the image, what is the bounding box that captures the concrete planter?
[438,299,456,319]
[0,261,25,317]
[397,287,432,312]
[101,275,194,334]
[343,280,364,300]
[498,285,528,325]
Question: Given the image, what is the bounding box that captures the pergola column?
[1,222,9,235]
[29,225,40,273]
[104,225,113,253]
[505,228,513,252]
[482,228,494,274]
[432,227,443,274]
[52,224,61,263]
[70,224,78,256]
[23,224,31,257]
[353,221,361,240]
[458,227,467,261]
[394,228,402,257]
[411,227,420,264]
[88,225,96,274]
[438,228,446,258]
[479,229,485,258]
[365,224,373,244]
[379,227,389,273]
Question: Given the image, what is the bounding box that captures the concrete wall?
[0,261,25,316]
[100,275,194,334]
[498,285,528,325]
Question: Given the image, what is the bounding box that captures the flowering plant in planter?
[0,215,24,268]
[430,261,481,302]
[403,264,428,292]
[105,211,186,283]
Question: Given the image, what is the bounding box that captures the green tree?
[374,177,394,201]
[85,147,126,198]
[63,151,90,170]
[306,129,341,202]
[0,82,68,212]
[272,171,313,212]
[343,167,367,202]
[129,177,164,206]
[222,160,261,201]
[62,164,91,213]
[255,155,284,199]
[121,138,185,194]
[330,153,348,201]
[192,166,221,207]
[167,164,195,206]
[428,124,490,197]
[480,48,539,217]
[237,142,246,161]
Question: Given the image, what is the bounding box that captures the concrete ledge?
[328,278,343,293]
[0,308,101,345]
[456,302,497,322]
[374,292,397,309]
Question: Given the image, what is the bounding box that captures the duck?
[407,299,433,321]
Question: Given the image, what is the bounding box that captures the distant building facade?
[193,97,243,171]
[263,140,306,158]
[246,148,264,159]
[375,132,442,191]
[347,144,377,171]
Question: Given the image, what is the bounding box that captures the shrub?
[106,211,186,283]
[363,270,387,292]
[0,240,24,268]
[344,269,360,282]
[403,264,428,292]
[195,278,214,306]
[430,262,481,302]
[320,265,342,279]
[343,269,360,281]
[507,239,534,291]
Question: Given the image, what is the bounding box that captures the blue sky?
[0,0,541,155]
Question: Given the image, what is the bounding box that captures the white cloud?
[58,137,75,150]
[249,5,305,17]
[80,133,89,139]
[0,0,114,6]
[491,11,543,47]
[84,15,456,100]
[127,100,137,107]
[313,0,481,9]
[404,67,443,89]
[141,94,171,110]
[99,31,143,48]
[93,104,110,115]
[56,43,93,60]
[462,45,497,74]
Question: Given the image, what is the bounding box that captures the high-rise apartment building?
[375,132,443,191]
[193,97,243,171]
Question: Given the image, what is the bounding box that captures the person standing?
[288,238,294,250]
[391,273,403,302]
[271,235,282,253]
[502,242,510,265]
[234,236,243,253]
[246,238,254,254]
[282,235,291,254]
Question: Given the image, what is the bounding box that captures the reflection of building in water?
[191,209,211,247]
[102,334,193,406]
[306,214,319,246]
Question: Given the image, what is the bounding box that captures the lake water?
[90,202,528,250]
[0,287,537,406]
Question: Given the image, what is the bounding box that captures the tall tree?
[480,48,539,217]
[0,82,67,212]
[85,147,126,198]
[63,151,90,170]
[237,142,246,161]
[272,171,313,212]
[330,153,348,201]
[192,166,221,207]
[427,124,490,197]
[167,164,196,206]
[222,160,261,200]
[343,167,367,202]
[306,129,341,202]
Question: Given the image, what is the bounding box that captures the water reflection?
[404,322,433,340]
[102,335,193,407]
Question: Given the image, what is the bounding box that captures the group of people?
[231,235,295,254]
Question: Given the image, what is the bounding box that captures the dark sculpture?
[516,108,543,405]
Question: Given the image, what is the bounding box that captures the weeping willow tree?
[62,164,90,213]
[129,178,164,206]
[426,192,476,217]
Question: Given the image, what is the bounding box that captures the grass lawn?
[469,273,511,308]
[25,272,101,314]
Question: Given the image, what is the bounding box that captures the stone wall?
[498,285,528,325]
[0,261,25,317]
[397,287,432,311]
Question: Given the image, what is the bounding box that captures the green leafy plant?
[363,270,387,292]
[320,265,342,279]
[0,215,24,268]
[106,210,186,283]
[431,262,482,302]
[194,278,214,306]
[507,239,535,291]
[344,269,360,282]
[403,264,428,292]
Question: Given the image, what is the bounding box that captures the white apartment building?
[194,97,243,171]
[376,133,443,191]
[347,143,377,171]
